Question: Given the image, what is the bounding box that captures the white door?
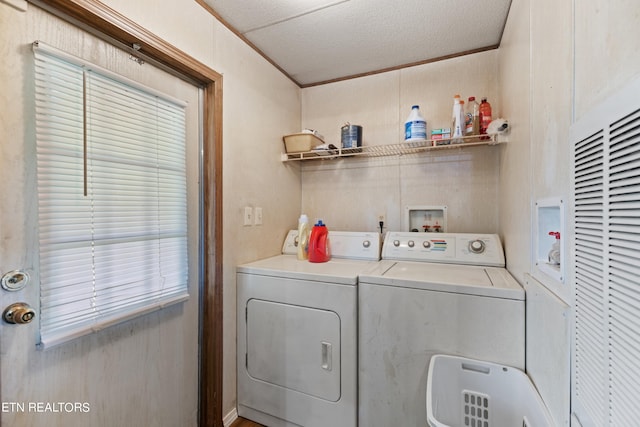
[0,6,201,426]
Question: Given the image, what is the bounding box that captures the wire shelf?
[281,134,502,162]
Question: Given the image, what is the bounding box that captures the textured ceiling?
[201,0,513,87]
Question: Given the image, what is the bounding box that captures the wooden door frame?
[29,1,224,425]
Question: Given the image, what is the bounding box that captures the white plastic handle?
[321,341,332,371]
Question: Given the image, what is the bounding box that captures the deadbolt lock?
[3,302,36,324]
[1,270,30,292]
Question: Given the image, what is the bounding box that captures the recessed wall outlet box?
[405,205,447,233]
[534,197,565,284]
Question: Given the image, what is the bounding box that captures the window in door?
[34,41,189,349]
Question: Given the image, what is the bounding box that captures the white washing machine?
[358,232,525,427]
[237,230,381,427]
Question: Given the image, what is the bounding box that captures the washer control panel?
[381,232,505,267]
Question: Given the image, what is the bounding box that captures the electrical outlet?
[243,207,253,226]
[254,207,263,225]
[377,212,386,233]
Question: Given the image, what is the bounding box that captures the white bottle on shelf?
[405,105,427,142]
[451,95,465,143]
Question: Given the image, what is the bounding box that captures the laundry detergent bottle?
[297,214,310,260]
[308,219,331,263]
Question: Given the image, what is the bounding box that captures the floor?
[229,417,264,427]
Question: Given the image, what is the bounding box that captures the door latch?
[3,302,36,324]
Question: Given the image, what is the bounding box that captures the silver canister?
[341,123,362,149]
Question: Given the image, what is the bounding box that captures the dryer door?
[246,299,341,401]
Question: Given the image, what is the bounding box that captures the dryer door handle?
[321,341,332,371]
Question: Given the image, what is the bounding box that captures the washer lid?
[237,255,377,285]
[359,261,524,300]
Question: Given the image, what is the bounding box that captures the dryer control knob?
[469,239,486,254]
[408,240,415,248]
[363,240,371,248]
[393,240,400,247]
[423,241,432,249]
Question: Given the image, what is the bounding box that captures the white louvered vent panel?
[574,132,605,232]
[571,77,640,427]
[607,108,640,427]
[573,130,608,426]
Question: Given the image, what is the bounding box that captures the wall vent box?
[534,198,565,285]
[405,206,447,233]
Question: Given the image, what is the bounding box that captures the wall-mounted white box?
[534,198,565,284]
[405,205,447,233]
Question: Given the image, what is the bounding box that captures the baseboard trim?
[223,407,238,427]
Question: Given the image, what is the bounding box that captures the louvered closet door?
[573,128,607,427]
[607,109,640,427]
[571,77,640,427]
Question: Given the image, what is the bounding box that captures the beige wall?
[498,2,571,425]
[497,0,531,285]
[300,51,502,233]
[574,0,640,120]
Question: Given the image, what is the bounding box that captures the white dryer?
[358,232,525,427]
[237,230,380,427]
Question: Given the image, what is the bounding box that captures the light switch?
[255,207,263,225]
[243,207,253,226]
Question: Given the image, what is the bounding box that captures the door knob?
[3,302,36,324]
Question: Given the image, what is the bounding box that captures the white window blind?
[571,77,640,427]
[34,41,189,349]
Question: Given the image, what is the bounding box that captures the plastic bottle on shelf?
[451,95,465,143]
[308,219,331,263]
[297,214,310,260]
[465,96,480,138]
[479,97,492,140]
[404,105,427,142]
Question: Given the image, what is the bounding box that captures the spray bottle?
[451,95,465,143]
